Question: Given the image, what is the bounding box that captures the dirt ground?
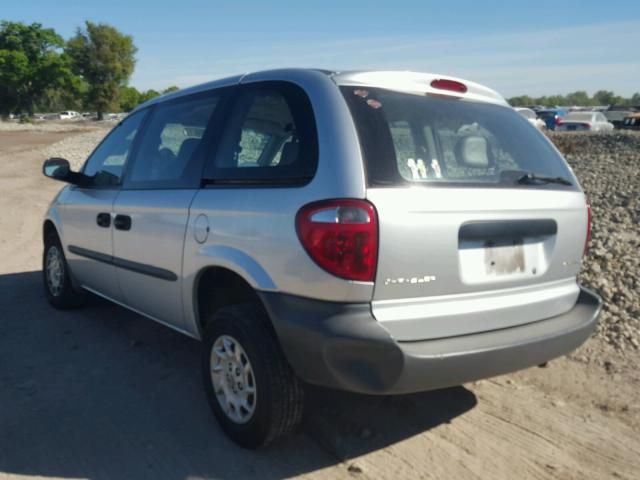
[0,126,638,480]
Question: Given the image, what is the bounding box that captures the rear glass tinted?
[342,87,575,189]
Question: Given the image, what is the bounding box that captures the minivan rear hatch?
[341,82,589,341]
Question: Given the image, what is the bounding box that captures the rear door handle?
[114,214,132,231]
[96,212,111,228]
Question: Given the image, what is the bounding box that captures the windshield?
[341,87,576,189]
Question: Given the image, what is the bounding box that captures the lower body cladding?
[259,287,601,395]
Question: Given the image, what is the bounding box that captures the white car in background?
[556,112,614,132]
[515,108,546,130]
[58,111,81,120]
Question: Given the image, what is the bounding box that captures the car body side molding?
[68,245,178,282]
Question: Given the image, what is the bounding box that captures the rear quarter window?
[204,81,318,185]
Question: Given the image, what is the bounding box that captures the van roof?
[330,70,507,106]
[133,68,508,111]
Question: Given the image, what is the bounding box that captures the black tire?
[43,232,85,309]
[201,303,304,448]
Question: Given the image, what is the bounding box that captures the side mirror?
[43,157,71,180]
[43,158,89,186]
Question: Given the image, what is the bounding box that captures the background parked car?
[604,107,636,129]
[537,108,567,130]
[515,107,546,129]
[58,111,81,120]
[620,112,640,130]
[556,112,614,132]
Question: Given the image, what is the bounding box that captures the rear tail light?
[583,122,592,130]
[584,199,592,257]
[430,78,468,93]
[296,199,378,282]
[555,116,562,125]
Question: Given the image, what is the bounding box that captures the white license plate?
[484,239,525,275]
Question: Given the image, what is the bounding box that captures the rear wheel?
[43,233,85,309]
[201,303,304,448]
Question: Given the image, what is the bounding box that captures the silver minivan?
[42,69,601,448]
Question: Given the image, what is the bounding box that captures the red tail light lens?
[583,122,592,130]
[584,199,592,257]
[555,116,562,125]
[430,78,468,93]
[296,199,378,282]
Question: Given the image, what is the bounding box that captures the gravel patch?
[42,128,111,170]
[0,119,114,132]
[548,131,640,352]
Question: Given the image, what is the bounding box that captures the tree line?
[508,90,640,108]
[0,20,176,119]
[3,20,639,118]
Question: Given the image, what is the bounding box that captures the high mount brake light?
[430,79,468,94]
[584,199,592,257]
[296,199,378,282]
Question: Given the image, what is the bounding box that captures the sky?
[3,0,640,97]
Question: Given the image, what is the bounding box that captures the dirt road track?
[0,128,638,479]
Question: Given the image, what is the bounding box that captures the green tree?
[0,21,76,115]
[507,95,534,107]
[139,89,160,103]
[162,85,179,94]
[119,85,141,111]
[546,95,567,107]
[67,21,137,119]
[592,90,616,106]
[565,91,592,106]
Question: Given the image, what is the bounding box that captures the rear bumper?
[260,286,601,395]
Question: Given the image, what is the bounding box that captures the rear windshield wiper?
[516,172,572,186]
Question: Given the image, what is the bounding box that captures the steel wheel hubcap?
[210,334,256,424]
[46,246,64,297]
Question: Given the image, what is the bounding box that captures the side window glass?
[389,120,417,179]
[82,110,146,187]
[208,83,317,183]
[126,93,220,187]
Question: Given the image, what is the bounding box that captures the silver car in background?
[41,69,601,448]
[557,111,614,131]
[515,107,546,129]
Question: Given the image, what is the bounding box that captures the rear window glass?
[565,113,594,122]
[342,87,575,189]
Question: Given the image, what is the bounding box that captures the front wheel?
[43,233,85,309]
[201,303,304,448]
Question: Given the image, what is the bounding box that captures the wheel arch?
[193,266,273,339]
[43,219,58,242]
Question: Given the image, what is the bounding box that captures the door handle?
[114,214,132,231]
[96,212,111,228]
